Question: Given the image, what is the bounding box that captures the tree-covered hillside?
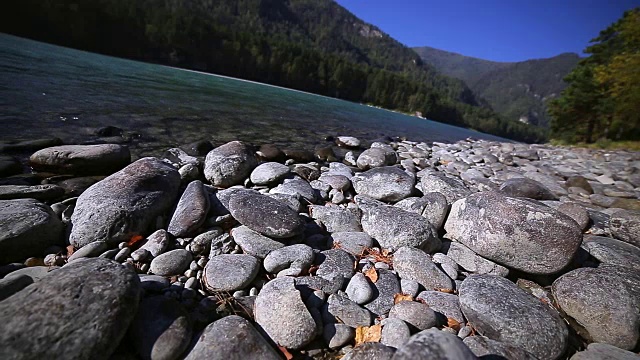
[414,46,580,127]
[0,0,546,142]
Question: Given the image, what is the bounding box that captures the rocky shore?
[1,134,639,360]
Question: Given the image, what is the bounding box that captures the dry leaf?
[276,345,293,360]
[364,267,378,283]
[354,324,382,346]
[434,288,456,294]
[447,317,462,331]
[66,245,75,257]
[127,234,144,247]
[393,293,414,304]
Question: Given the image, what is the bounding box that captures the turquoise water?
[0,33,506,158]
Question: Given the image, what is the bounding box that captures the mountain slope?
[414,46,580,126]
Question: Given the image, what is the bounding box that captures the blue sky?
[335,0,640,62]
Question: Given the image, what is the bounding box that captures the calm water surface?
[0,34,507,158]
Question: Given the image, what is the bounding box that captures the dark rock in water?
[0,156,22,177]
[167,180,210,237]
[364,269,401,316]
[459,274,568,360]
[566,176,594,194]
[344,343,395,360]
[229,191,305,238]
[0,184,65,201]
[29,144,131,175]
[570,343,640,360]
[315,145,338,162]
[552,266,639,350]
[394,246,454,291]
[128,296,191,360]
[204,141,258,187]
[420,171,472,204]
[581,235,640,270]
[0,258,141,360]
[55,176,102,197]
[352,166,415,202]
[185,315,280,360]
[0,138,63,152]
[203,254,260,292]
[282,148,315,163]
[95,126,124,137]
[181,139,214,156]
[444,191,582,274]
[499,177,557,200]
[0,199,64,264]
[463,336,537,360]
[257,144,285,162]
[69,157,181,248]
[609,210,640,248]
[392,328,477,360]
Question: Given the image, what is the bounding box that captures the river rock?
[609,209,640,247]
[0,274,33,301]
[381,318,411,349]
[581,235,640,270]
[459,274,568,360]
[344,343,396,360]
[185,315,280,360]
[263,244,314,276]
[167,180,210,237]
[310,205,361,232]
[327,232,373,256]
[203,254,260,292]
[132,229,170,259]
[345,272,374,304]
[68,240,108,262]
[570,343,640,360]
[0,184,65,201]
[316,249,356,283]
[463,336,537,360]
[444,191,582,274]
[204,141,258,187]
[442,240,509,277]
[229,191,305,238]
[325,292,373,328]
[0,198,64,264]
[552,266,639,350]
[318,173,351,191]
[416,290,466,324]
[499,177,557,200]
[270,178,317,203]
[364,269,401,316]
[566,176,594,194]
[128,296,191,360]
[352,167,414,202]
[356,195,440,252]
[254,277,317,349]
[69,157,181,248]
[0,156,22,177]
[29,144,130,175]
[420,171,472,204]
[323,323,355,349]
[150,249,192,276]
[393,247,454,290]
[250,162,290,185]
[336,136,360,148]
[388,301,438,331]
[557,202,590,230]
[0,137,62,152]
[357,147,397,170]
[392,328,478,360]
[0,258,140,360]
[231,225,284,258]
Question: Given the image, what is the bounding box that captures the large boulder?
[69,157,181,248]
[0,258,141,360]
[0,199,64,264]
[352,166,415,202]
[29,144,131,175]
[204,141,258,187]
[444,191,582,274]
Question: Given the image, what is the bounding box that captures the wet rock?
[0,156,22,177]
[610,210,640,247]
[0,184,65,201]
[29,144,131,175]
[231,225,284,259]
[393,247,454,290]
[442,240,509,277]
[181,140,214,156]
[327,232,373,256]
[150,249,192,276]
[336,136,361,148]
[163,148,200,167]
[167,180,210,237]
[204,141,258,187]
[364,269,401,316]
[420,171,471,204]
[310,205,361,233]
[352,166,414,202]
[282,148,315,163]
[463,336,537,360]
[203,254,260,292]
[228,191,305,238]
[388,301,437,331]
[96,126,124,137]
[0,199,64,264]
[0,258,140,360]
[257,144,285,162]
[70,157,181,248]
[250,162,290,185]
[499,177,557,200]
[392,328,477,360]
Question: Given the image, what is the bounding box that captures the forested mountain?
[0,0,546,142]
[414,46,580,127]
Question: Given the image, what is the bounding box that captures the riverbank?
[1,135,639,359]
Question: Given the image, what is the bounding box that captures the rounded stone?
[250,162,290,185]
[228,192,305,238]
[352,166,415,202]
[392,328,477,360]
[203,254,260,292]
[29,144,131,175]
[388,301,438,331]
[150,249,192,276]
[204,141,258,187]
[345,272,374,305]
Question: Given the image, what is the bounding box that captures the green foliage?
[0,0,545,142]
[549,8,640,143]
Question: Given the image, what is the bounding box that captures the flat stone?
[204,141,258,187]
[325,292,373,328]
[150,249,192,276]
[328,232,373,256]
[231,225,284,259]
[416,290,466,325]
[459,274,568,360]
[344,343,395,360]
[318,174,351,191]
[203,254,260,292]
[310,205,361,233]
[69,157,181,248]
[163,147,200,167]
[336,136,361,148]
[346,272,375,304]
[442,240,509,277]
[29,144,131,175]
[499,177,557,200]
[0,184,65,201]
[167,180,210,237]
[570,343,640,360]
[132,229,170,259]
[444,191,582,274]
[0,258,140,360]
[393,247,454,290]
[388,301,437,330]
[582,235,640,270]
[566,176,594,194]
[464,336,537,360]
[0,199,64,263]
[270,177,317,203]
[420,171,471,204]
[250,162,290,185]
[0,156,22,177]
[67,240,108,262]
[610,210,640,248]
[392,328,477,360]
[596,174,615,185]
[364,269,401,316]
[263,244,314,275]
[523,172,568,197]
[229,191,305,238]
[185,315,280,360]
[352,166,415,202]
[557,202,590,230]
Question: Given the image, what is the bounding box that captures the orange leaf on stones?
[364,267,378,283]
[354,324,382,346]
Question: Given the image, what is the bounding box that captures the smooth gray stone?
[3,266,58,282]
[442,240,509,277]
[325,292,373,328]
[463,336,538,360]
[318,174,351,191]
[582,235,640,270]
[204,141,258,187]
[381,318,411,349]
[132,229,170,259]
[420,171,472,204]
[323,323,355,349]
[231,225,284,259]
[388,301,438,331]
[328,232,373,256]
[346,272,374,305]
[344,343,395,360]
[420,192,449,230]
[357,147,397,170]
[310,205,362,232]
[188,228,222,255]
[128,296,191,360]
[139,275,171,292]
[392,328,478,360]
[499,177,557,200]
[254,277,317,349]
[444,191,582,274]
[566,176,594,194]
[557,202,590,230]
[163,147,200,167]
[552,266,639,350]
[228,192,305,238]
[356,196,440,252]
[523,171,568,197]
[459,274,568,360]
[167,180,210,238]
[0,258,140,360]
[150,249,192,276]
[432,253,459,280]
[295,276,343,295]
[316,249,356,283]
[185,315,280,360]
[250,162,290,185]
[68,240,108,262]
[328,162,355,179]
[0,274,33,301]
[268,192,303,212]
[263,244,314,275]
[203,254,260,292]
[352,166,415,202]
[364,269,401,316]
[29,144,131,175]
[394,247,454,291]
[0,184,65,201]
[570,343,640,360]
[400,279,420,298]
[336,136,361,148]
[416,291,466,325]
[0,198,64,263]
[270,178,317,203]
[70,157,181,248]
[610,209,640,248]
